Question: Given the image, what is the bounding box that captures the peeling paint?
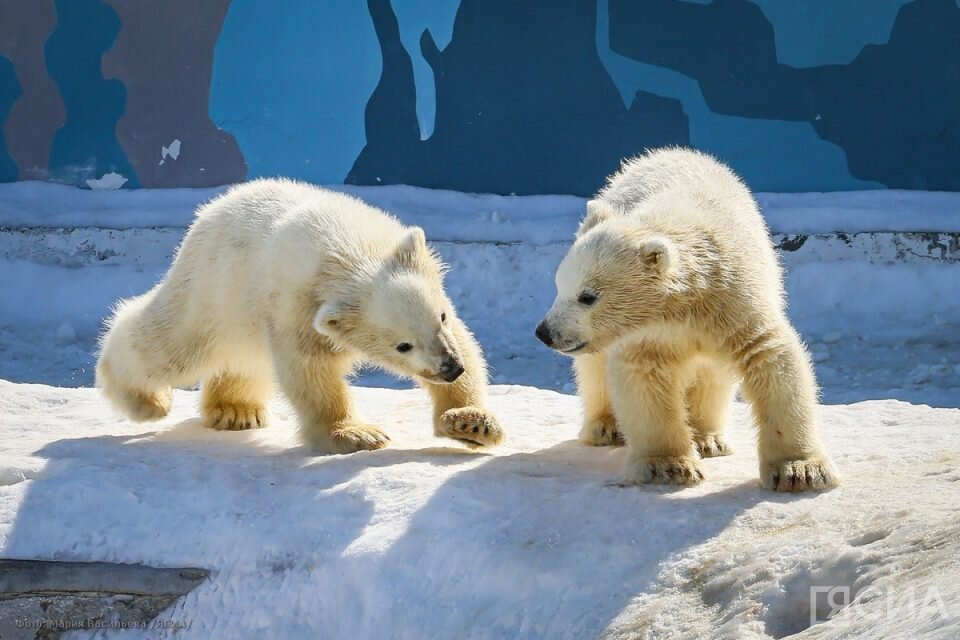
[85,172,127,189]
[159,138,181,165]
[778,234,809,252]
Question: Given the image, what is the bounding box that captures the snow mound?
[1,382,958,638]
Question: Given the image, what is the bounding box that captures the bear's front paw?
[580,414,624,447]
[620,455,705,486]
[693,433,732,458]
[328,422,391,454]
[760,456,838,492]
[204,403,268,431]
[437,407,504,448]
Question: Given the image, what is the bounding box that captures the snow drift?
[1,381,958,638]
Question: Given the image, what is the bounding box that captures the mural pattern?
[0,0,957,195]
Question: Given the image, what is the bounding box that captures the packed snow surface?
[1,381,958,638]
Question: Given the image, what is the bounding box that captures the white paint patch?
[85,172,128,190]
[159,139,182,165]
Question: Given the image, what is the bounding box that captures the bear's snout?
[535,320,554,347]
[439,356,465,383]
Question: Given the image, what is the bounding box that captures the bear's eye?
[396,342,413,353]
[441,312,447,323]
[577,291,598,306]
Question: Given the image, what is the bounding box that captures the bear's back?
[601,148,784,304]
[599,148,754,213]
[600,148,771,247]
[193,178,404,260]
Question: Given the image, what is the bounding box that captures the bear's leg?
[98,358,173,423]
[686,363,735,458]
[574,351,622,446]
[422,316,503,448]
[96,295,196,423]
[201,370,272,431]
[735,323,838,491]
[609,348,704,486]
[272,332,389,454]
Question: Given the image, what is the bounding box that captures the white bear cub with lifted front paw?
[97,179,502,453]
[536,148,837,491]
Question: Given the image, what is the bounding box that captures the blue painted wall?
[0,53,20,183]
[44,0,139,187]
[1,0,958,194]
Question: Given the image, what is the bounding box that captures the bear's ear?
[312,300,346,339]
[391,227,428,268]
[577,200,616,236]
[639,235,677,273]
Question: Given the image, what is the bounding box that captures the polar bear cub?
[96,179,503,453]
[536,148,837,491]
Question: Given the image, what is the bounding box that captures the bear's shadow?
[4,419,786,636]
[360,439,784,636]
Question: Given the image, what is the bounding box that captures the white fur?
[96,179,503,453]
[541,148,838,491]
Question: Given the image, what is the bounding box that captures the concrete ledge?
[773,231,960,264]
[0,559,208,639]
[1,227,958,268]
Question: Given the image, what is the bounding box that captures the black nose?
[439,358,465,383]
[535,321,553,347]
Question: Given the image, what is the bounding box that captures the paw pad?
[438,407,504,448]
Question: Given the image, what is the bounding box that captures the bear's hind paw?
[121,388,173,422]
[437,407,504,448]
[620,455,705,486]
[580,414,624,447]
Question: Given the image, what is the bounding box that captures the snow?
[755,190,960,235]
[1,381,958,638]
[2,182,959,241]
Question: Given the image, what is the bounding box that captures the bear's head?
[313,227,465,383]
[536,200,681,355]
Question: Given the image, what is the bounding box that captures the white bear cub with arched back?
[536,148,837,491]
[97,179,503,453]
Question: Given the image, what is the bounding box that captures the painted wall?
[0,0,958,195]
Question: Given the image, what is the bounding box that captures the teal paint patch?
[210,0,382,183]
[609,0,960,191]
[0,54,21,182]
[751,0,910,68]
[393,0,461,140]
[596,0,880,191]
[350,0,689,195]
[45,0,138,188]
